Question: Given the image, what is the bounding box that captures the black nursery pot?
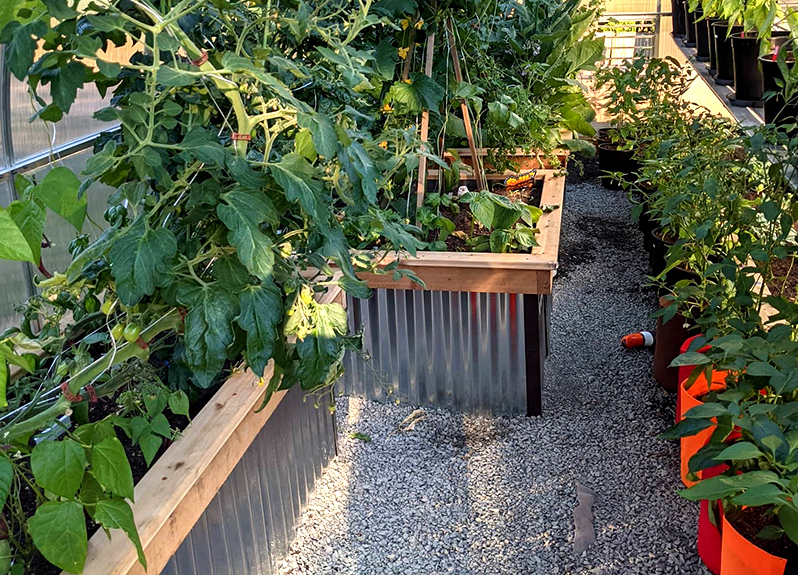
[683,4,697,46]
[730,33,765,105]
[672,0,687,36]
[650,228,673,277]
[760,54,798,128]
[598,143,638,190]
[706,17,723,73]
[730,32,790,106]
[713,22,743,85]
[694,10,710,61]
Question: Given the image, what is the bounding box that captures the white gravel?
[277,160,709,575]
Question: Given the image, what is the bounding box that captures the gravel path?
[277,158,709,575]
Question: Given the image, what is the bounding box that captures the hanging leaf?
[236,282,283,376]
[94,498,147,569]
[32,167,86,231]
[0,207,35,263]
[184,285,239,387]
[297,112,339,158]
[7,198,45,264]
[108,217,177,306]
[0,457,12,510]
[217,190,279,281]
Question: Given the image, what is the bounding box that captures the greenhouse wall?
[160,385,337,575]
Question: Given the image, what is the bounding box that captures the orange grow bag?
[678,370,728,487]
[720,514,787,575]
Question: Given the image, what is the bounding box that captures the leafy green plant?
[457,191,542,253]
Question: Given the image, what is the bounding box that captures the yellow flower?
[401,18,410,30]
[403,78,412,84]
[378,141,388,149]
[382,103,393,113]
[398,46,409,60]
[415,19,424,29]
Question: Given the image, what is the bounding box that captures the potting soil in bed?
[278,157,708,575]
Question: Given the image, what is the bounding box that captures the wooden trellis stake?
[446,16,483,191]
[414,32,436,222]
[414,17,484,223]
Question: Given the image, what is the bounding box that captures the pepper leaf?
[31,439,86,498]
[94,498,146,570]
[92,437,135,500]
[32,167,86,231]
[108,217,177,306]
[28,501,87,573]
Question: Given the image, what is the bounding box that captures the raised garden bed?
[68,289,342,575]
[341,168,566,416]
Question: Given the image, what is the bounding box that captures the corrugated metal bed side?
[340,289,552,416]
[160,385,337,575]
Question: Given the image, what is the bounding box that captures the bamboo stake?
[414,32,436,224]
[446,17,484,190]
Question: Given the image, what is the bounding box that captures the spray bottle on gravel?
[621,331,654,349]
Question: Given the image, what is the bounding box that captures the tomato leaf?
[108,217,177,306]
[237,282,283,376]
[217,190,278,281]
[270,154,329,229]
[184,285,239,387]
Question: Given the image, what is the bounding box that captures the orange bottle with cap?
[621,331,654,348]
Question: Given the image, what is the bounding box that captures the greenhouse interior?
[1,0,798,573]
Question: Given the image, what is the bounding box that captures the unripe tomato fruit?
[123,324,141,343]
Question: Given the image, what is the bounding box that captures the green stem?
[1,310,183,443]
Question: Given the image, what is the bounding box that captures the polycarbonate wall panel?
[340,289,528,415]
[9,72,112,162]
[162,385,337,575]
[28,148,115,276]
[0,177,31,332]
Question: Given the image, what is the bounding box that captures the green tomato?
[111,324,125,341]
[101,298,115,315]
[123,323,141,343]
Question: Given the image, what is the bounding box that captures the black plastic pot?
[650,228,673,277]
[706,17,723,74]
[596,127,612,145]
[694,10,710,61]
[672,0,687,36]
[730,32,790,106]
[683,4,697,46]
[760,54,798,128]
[713,22,743,86]
[598,143,638,190]
[730,33,765,105]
